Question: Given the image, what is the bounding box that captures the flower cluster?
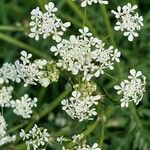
[20,124,50,150]
[50,27,121,81]
[0,114,16,146]
[0,85,37,119]
[57,133,101,150]
[10,94,38,118]
[111,3,144,41]
[0,135,16,146]
[0,63,20,84]
[114,69,146,107]
[15,51,47,87]
[29,2,71,42]
[0,86,13,107]
[61,81,101,122]
[0,51,59,87]
[0,115,7,138]
[76,0,108,7]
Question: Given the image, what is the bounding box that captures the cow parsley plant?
[10,94,38,119]
[50,27,121,81]
[20,124,50,150]
[114,69,146,107]
[74,0,108,7]
[111,3,144,41]
[0,63,21,84]
[0,86,13,107]
[29,2,71,42]
[61,81,101,122]
[57,133,101,150]
[0,114,16,146]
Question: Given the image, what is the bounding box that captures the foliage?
[0,0,149,150]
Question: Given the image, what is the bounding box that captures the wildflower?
[15,51,47,86]
[114,69,146,107]
[0,135,16,146]
[111,3,144,41]
[20,124,50,150]
[0,51,56,87]
[61,90,101,122]
[10,94,38,118]
[50,27,120,81]
[72,134,84,143]
[0,86,13,107]
[0,115,16,146]
[0,63,21,84]
[29,2,71,42]
[0,115,7,138]
[58,133,101,150]
[57,136,65,144]
[77,0,108,7]
[84,143,101,150]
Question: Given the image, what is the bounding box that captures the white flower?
[61,90,101,122]
[78,0,108,7]
[0,114,7,138]
[0,115,16,146]
[0,63,21,84]
[123,30,139,41]
[29,2,71,42]
[10,94,38,118]
[20,129,30,140]
[72,134,84,143]
[111,3,144,41]
[58,133,101,150]
[0,51,50,87]
[0,135,16,146]
[114,69,146,107]
[20,124,50,150]
[57,136,65,143]
[84,143,101,150]
[15,51,47,86]
[50,27,120,81]
[0,86,13,107]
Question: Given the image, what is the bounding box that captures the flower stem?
[99,114,106,148]
[0,32,50,59]
[25,87,72,131]
[83,7,87,27]
[0,25,24,31]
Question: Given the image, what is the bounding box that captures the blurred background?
[0,0,150,150]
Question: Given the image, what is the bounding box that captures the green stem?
[7,121,28,134]
[105,72,118,81]
[0,25,24,31]
[39,87,71,118]
[83,118,100,137]
[100,5,123,79]
[66,0,101,39]
[129,104,143,130]
[67,118,100,148]
[0,32,50,59]
[25,87,72,131]
[59,14,83,28]
[66,0,83,19]
[100,5,115,46]
[99,114,106,148]
[83,7,87,27]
